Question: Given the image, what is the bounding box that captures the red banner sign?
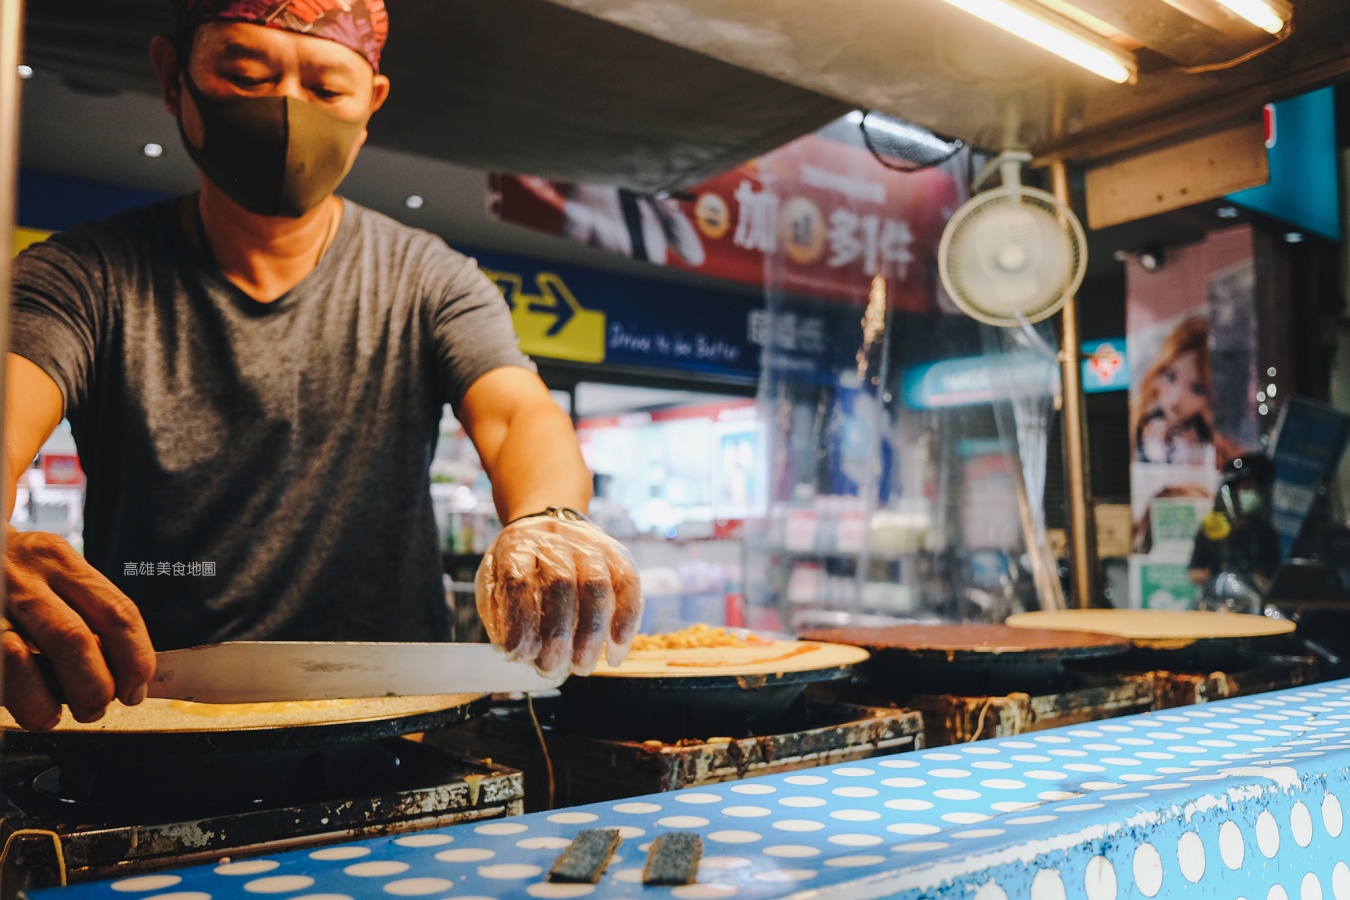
[489,130,966,310]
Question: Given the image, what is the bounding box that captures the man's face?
[173,22,389,169]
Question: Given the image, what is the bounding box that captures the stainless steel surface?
[539,0,1347,166]
[149,641,566,703]
[1052,159,1097,609]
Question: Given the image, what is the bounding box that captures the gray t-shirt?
[11,199,530,649]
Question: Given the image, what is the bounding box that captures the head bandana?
[172,0,389,72]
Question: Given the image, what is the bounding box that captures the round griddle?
[800,624,1131,696]
[1006,609,1298,671]
[558,641,869,740]
[0,693,489,755]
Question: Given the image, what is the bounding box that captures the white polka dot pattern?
[43,681,1350,900]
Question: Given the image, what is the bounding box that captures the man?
[4,0,641,731]
[1189,454,1281,593]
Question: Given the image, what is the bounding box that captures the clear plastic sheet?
[744,135,1064,632]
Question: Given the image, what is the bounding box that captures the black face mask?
[178,72,365,218]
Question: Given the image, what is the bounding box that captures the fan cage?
[938,186,1087,328]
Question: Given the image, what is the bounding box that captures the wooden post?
[1050,160,1097,608]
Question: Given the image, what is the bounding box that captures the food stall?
[4,0,1350,898]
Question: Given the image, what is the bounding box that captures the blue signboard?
[901,351,1059,410]
[1227,87,1341,240]
[467,247,762,379]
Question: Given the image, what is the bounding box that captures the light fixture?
[16,64,32,79]
[1268,383,1277,396]
[1284,232,1304,243]
[1259,403,1270,416]
[142,142,164,158]
[405,195,424,210]
[1213,0,1288,35]
[1267,367,1277,376]
[938,0,1137,84]
[1216,206,1240,219]
[1257,391,1266,402]
[860,111,963,158]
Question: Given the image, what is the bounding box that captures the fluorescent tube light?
[1213,0,1286,34]
[939,0,1137,84]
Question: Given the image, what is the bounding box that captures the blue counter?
[32,679,1350,900]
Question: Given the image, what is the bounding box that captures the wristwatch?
[510,506,594,526]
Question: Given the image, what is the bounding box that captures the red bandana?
[173,0,389,72]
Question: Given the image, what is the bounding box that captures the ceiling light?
[1267,383,1277,396]
[1257,391,1266,402]
[1259,403,1270,415]
[16,65,32,79]
[1213,0,1287,35]
[937,0,1137,84]
[142,143,164,158]
[1284,232,1304,243]
[405,195,424,210]
[1216,206,1240,219]
[1267,367,1277,376]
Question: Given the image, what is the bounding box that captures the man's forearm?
[485,404,592,524]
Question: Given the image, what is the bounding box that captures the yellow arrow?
[485,269,607,364]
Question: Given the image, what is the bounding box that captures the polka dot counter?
[36,681,1350,900]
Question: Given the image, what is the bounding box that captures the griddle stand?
[0,739,522,899]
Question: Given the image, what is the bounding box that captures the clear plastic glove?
[475,513,643,677]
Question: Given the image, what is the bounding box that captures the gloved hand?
[476,511,643,677]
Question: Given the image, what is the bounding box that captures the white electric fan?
[938,151,1087,327]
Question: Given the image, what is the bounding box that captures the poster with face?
[1125,227,1259,608]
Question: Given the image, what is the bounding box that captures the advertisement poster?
[1126,226,1259,608]
[488,126,967,311]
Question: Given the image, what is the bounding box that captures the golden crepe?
[0,694,482,733]
[589,640,868,678]
[1005,609,1294,649]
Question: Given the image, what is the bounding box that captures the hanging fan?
[938,151,1087,328]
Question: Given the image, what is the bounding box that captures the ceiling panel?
[21,0,850,193]
[537,0,1350,164]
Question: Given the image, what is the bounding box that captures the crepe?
[588,640,868,678]
[0,694,483,734]
[1005,609,1294,649]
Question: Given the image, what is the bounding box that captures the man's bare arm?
[457,367,591,523]
[2,353,155,729]
[458,367,641,675]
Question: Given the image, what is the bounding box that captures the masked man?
[4,0,641,730]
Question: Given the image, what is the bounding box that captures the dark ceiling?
[21,0,850,193]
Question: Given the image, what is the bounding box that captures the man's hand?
[4,530,156,730]
[476,516,642,676]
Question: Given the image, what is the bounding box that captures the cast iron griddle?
[799,624,1130,697]
[0,694,490,754]
[800,624,1131,661]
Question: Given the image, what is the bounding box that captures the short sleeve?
[10,230,106,416]
[424,244,533,411]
